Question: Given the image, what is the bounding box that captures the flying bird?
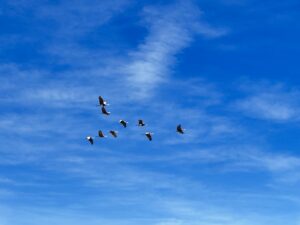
[86,136,94,145]
[176,124,185,134]
[109,130,118,138]
[98,130,106,138]
[138,119,145,126]
[145,132,153,141]
[101,106,110,115]
[98,96,108,106]
[119,120,128,128]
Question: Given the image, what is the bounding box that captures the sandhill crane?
[101,106,110,115]
[119,120,128,128]
[176,124,185,134]
[98,130,106,138]
[86,136,94,145]
[138,119,145,126]
[109,130,118,138]
[98,96,108,106]
[145,132,153,141]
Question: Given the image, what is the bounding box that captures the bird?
[86,136,94,145]
[176,124,185,134]
[98,130,106,138]
[109,130,118,138]
[101,106,110,115]
[137,119,145,126]
[119,120,128,128]
[98,96,108,106]
[145,132,153,141]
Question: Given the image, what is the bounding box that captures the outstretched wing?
[98,96,104,105]
[177,124,184,134]
[120,120,127,127]
[87,137,94,145]
[110,131,117,138]
[101,106,110,115]
[146,133,152,141]
[98,130,104,137]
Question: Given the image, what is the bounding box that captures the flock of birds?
[86,96,185,145]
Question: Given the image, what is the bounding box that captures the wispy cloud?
[125,1,227,99]
[234,81,300,122]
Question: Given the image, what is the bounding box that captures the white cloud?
[235,81,300,122]
[125,1,227,99]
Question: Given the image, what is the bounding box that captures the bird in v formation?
[87,96,185,144]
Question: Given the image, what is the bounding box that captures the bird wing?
[177,125,183,132]
[179,128,184,134]
[87,137,94,144]
[101,107,109,115]
[110,131,117,137]
[120,120,127,127]
[98,96,104,105]
[138,120,145,126]
[98,130,104,137]
[146,133,152,141]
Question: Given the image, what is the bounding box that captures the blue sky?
[1,0,300,224]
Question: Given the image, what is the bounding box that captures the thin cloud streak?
[234,81,300,122]
[125,1,227,99]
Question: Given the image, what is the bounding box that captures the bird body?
[138,119,145,126]
[101,106,110,115]
[86,136,94,145]
[119,120,128,128]
[145,132,153,141]
[109,130,118,138]
[176,124,185,134]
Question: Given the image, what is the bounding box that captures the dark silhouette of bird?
[98,130,106,138]
[119,120,128,128]
[109,130,118,138]
[86,136,94,145]
[98,96,108,106]
[101,106,110,115]
[145,132,153,141]
[138,119,145,126]
[176,124,185,134]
